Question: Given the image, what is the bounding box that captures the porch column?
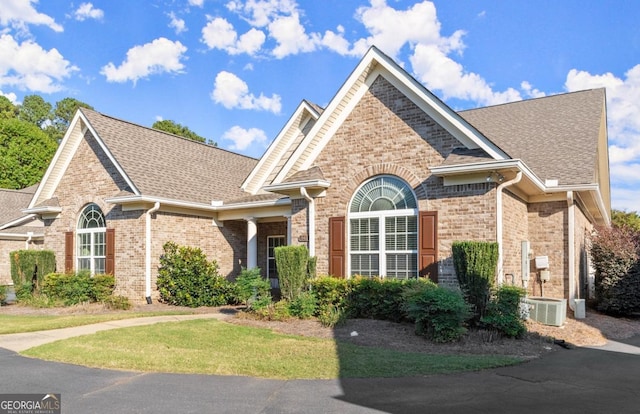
[246,217,258,269]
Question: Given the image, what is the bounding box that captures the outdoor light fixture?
[485,172,505,183]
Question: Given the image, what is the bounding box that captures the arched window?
[348,176,418,279]
[77,203,106,274]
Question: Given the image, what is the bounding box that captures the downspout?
[567,191,576,311]
[25,231,33,250]
[496,172,522,285]
[300,187,315,257]
[145,202,160,304]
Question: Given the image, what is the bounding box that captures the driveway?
[1,334,639,413]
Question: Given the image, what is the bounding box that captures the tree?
[0,96,18,119]
[612,209,640,232]
[152,119,213,144]
[0,118,57,189]
[46,98,93,142]
[18,95,52,127]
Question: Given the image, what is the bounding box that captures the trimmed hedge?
[402,283,471,343]
[274,245,309,301]
[452,241,498,324]
[157,241,238,307]
[40,271,115,306]
[482,285,527,338]
[10,250,56,297]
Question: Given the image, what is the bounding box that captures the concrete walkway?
[0,312,229,352]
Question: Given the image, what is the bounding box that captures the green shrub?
[92,274,116,302]
[307,256,317,279]
[0,285,6,305]
[41,271,93,305]
[254,300,292,321]
[403,285,471,343]
[157,242,236,307]
[10,250,56,295]
[40,271,116,306]
[102,295,132,310]
[452,241,498,324]
[590,226,640,315]
[235,267,272,309]
[310,275,351,311]
[317,304,347,327]
[289,291,317,318]
[275,245,309,301]
[348,277,408,322]
[482,285,527,338]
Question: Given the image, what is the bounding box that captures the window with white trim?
[349,176,418,279]
[77,203,106,275]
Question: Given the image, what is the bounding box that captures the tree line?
[0,94,212,190]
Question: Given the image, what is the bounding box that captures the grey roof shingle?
[0,186,36,226]
[81,108,258,204]
[440,148,494,167]
[283,166,326,183]
[458,88,605,185]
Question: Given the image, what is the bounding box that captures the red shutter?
[65,231,74,272]
[105,228,115,275]
[419,211,438,282]
[328,216,345,278]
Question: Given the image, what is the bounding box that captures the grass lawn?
[0,311,196,334]
[22,319,523,379]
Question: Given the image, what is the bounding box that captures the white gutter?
[567,191,576,310]
[105,194,291,212]
[25,232,33,250]
[496,172,522,285]
[300,187,315,257]
[145,202,160,303]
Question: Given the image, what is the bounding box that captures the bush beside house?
[590,225,640,315]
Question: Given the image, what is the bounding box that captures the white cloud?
[0,0,63,33]
[74,3,104,21]
[269,12,319,58]
[222,125,267,151]
[211,71,281,113]
[520,81,546,99]
[227,0,298,27]
[100,37,187,84]
[0,90,17,103]
[188,0,204,7]
[0,34,77,93]
[410,43,521,106]
[201,17,265,55]
[168,12,186,34]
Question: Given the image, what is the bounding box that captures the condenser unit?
[524,297,567,326]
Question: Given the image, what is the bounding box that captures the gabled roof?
[242,100,322,195]
[459,89,606,186]
[0,185,37,229]
[30,109,259,208]
[243,46,510,194]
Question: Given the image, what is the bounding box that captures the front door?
[267,236,286,288]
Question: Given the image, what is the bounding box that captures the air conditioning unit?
[524,297,567,326]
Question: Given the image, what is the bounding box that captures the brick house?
[1,46,610,308]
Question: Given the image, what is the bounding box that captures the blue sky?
[1,0,639,211]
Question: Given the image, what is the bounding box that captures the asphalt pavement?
[1,314,640,413]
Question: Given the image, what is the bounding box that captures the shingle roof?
[283,166,326,183]
[80,108,258,204]
[459,89,605,185]
[0,186,36,226]
[440,148,494,167]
